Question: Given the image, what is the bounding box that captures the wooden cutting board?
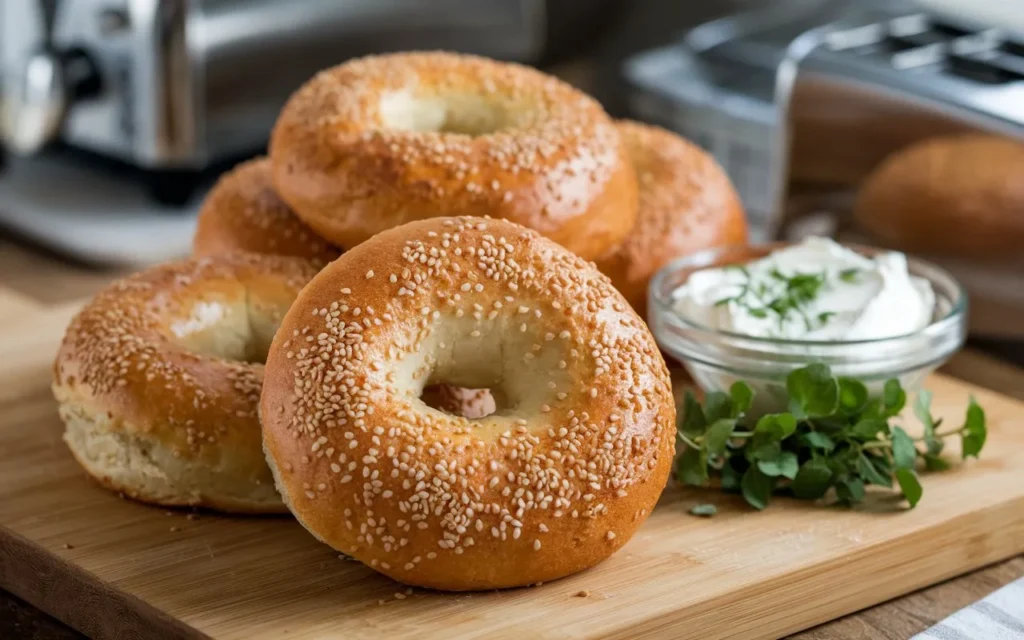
[2,295,1024,640]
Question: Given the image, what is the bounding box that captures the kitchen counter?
[2,236,1023,639]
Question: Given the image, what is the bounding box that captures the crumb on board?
[169,526,180,533]
[186,513,199,521]
[574,590,590,598]
[62,543,74,550]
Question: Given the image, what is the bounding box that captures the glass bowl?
[647,242,968,416]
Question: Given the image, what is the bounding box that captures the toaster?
[0,0,549,171]
[623,0,1024,239]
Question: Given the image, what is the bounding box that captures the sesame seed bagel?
[52,253,322,513]
[193,157,341,262]
[261,216,675,591]
[269,51,638,260]
[595,121,748,316]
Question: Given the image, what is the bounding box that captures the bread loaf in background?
[854,135,1024,259]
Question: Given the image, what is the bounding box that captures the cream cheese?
[672,237,936,341]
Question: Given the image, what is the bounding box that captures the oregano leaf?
[836,477,866,504]
[787,364,839,418]
[703,391,734,424]
[791,458,833,499]
[891,426,917,470]
[741,466,775,510]
[837,377,869,415]
[857,453,893,487]
[962,396,987,459]
[729,381,754,417]
[895,468,923,507]
[703,419,737,457]
[801,431,836,452]
[680,391,707,438]
[883,379,906,417]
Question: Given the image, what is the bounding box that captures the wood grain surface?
[2,295,1024,640]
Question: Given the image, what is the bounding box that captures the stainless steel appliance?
[0,0,620,264]
[1,0,551,169]
[624,0,1024,240]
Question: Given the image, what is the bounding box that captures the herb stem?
[678,433,701,450]
[914,427,964,441]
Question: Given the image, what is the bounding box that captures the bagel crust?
[261,216,675,590]
[193,157,341,262]
[53,253,322,513]
[596,121,747,315]
[270,51,638,260]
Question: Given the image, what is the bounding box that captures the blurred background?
[0,0,1022,341]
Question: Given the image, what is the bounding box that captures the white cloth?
[913,578,1024,640]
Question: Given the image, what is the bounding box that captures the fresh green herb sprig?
[676,364,987,510]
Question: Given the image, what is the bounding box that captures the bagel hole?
[379,91,507,136]
[420,385,498,419]
[168,295,281,364]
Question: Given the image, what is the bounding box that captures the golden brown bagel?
[855,134,1024,258]
[53,253,321,513]
[193,157,341,262]
[261,216,675,590]
[595,121,748,316]
[270,51,638,260]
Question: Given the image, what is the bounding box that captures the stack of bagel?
[53,52,747,591]
[196,52,748,315]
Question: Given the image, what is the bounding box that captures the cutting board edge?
[0,525,206,640]
[6,494,1024,640]
[598,494,1024,640]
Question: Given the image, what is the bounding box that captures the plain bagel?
[260,216,676,591]
[595,121,747,316]
[855,134,1024,258]
[52,253,322,513]
[193,156,341,262]
[269,51,638,260]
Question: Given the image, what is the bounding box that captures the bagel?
[193,157,340,262]
[595,121,747,315]
[52,253,321,513]
[855,134,1024,258]
[269,51,638,260]
[261,216,675,591]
